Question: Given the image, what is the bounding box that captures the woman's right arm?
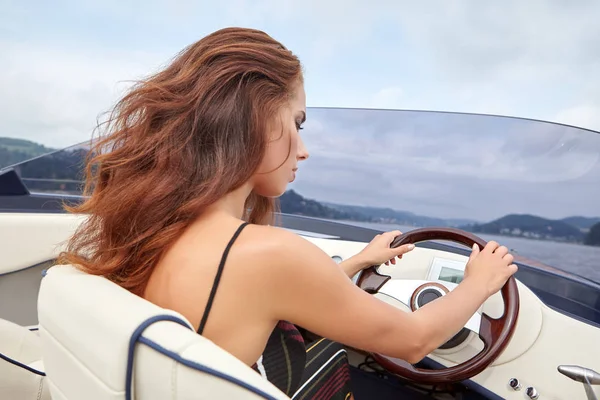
[259,228,517,363]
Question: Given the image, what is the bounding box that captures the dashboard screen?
[438,266,464,284]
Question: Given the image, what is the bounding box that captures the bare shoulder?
[238,224,337,274]
[237,224,351,304]
[238,224,305,251]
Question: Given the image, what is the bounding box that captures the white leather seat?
[0,318,51,399]
[37,264,290,400]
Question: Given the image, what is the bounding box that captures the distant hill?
[585,223,600,246]
[0,137,55,169]
[0,137,86,194]
[561,216,600,231]
[280,190,371,221]
[323,202,478,227]
[462,214,585,242]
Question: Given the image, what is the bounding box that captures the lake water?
[347,221,600,285]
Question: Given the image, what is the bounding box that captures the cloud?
[369,87,404,109]
[286,1,600,130]
[555,105,600,133]
[0,38,168,148]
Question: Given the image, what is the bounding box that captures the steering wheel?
[356,227,520,384]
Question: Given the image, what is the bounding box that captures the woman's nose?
[297,136,309,161]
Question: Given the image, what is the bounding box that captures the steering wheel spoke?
[479,305,510,348]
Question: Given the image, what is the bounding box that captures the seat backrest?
[37,264,290,400]
[0,318,51,400]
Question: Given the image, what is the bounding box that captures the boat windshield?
[4,108,600,284]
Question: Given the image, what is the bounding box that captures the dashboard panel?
[428,257,466,284]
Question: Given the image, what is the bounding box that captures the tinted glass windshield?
[5,108,600,283]
[2,143,89,195]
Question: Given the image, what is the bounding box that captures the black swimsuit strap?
[197,222,250,335]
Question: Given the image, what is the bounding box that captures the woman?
[59,27,517,399]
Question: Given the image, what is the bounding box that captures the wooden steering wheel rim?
[356,227,520,384]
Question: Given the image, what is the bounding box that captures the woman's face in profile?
[253,81,309,197]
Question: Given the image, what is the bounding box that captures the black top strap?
[197,222,249,334]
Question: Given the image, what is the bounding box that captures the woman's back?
[144,213,339,398]
[144,213,280,366]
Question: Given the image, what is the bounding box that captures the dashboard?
[297,234,600,400]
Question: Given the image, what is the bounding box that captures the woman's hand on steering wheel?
[360,230,416,266]
[361,230,416,266]
[339,230,415,278]
[464,241,519,298]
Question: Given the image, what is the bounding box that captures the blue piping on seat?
[0,352,46,376]
[126,314,280,400]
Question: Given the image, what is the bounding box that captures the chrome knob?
[508,378,521,390]
[526,386,539,399]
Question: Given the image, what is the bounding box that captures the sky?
[2,0,600,220]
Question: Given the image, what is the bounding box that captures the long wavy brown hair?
[58,27,303,295]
